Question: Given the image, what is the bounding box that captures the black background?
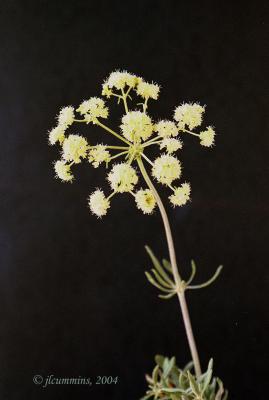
[0,1,268,399]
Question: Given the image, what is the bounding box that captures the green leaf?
[186,259,197,285]
[151,269,174,289]
[158,292,176,300]
[187,371,200,396]
[145,246,174,285]
[163,357,175,379]
[162,387,188,394]
[152,365,159,384]
[187,265,223,290]
[155,354,165,368]
[162,258,172,272]
[201,359,213,395]
[145,272,174,293]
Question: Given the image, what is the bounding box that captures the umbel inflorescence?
[48,71,215,217]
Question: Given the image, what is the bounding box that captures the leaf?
[201,359,213,395]
[215,378,225,400]
[162,387,188,394]
[145,246,174,285]
[151,269,174,289]
[155,354,165,368]
[187,371,200,396]
[152,365,159,384]
[163,357,175,379]
[162,258,172,272]
[158,292,176,300]
[145,272,174,293]
[186,260,197,285]
[187,265,223,290]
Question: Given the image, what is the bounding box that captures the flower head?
[104,70,138,90]
[89,145,110,168]
[169,183,191,207]
[121,111,154,142]
[152,155,181,185]
[135,189,156,214]
[77,97,108,122]
[160,138,183,153]
[48,126,65,145]
[155,120,178,138]
[136,80,160,100]
[174,103,205,130]
[88,189,110,217]
[54,160,73,182]
[57,106,75,128]
[62,134,89,164]
[199,126,215,147]
[108,163,138,193]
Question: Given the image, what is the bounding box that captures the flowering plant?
[48,70,227,399]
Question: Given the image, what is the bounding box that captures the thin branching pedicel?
[47,70,220,381]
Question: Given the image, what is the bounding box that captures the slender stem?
[121,89,129,113]
[137,157,202,377]
[96,120,131,145]
[141,153,154,166]
[109,151,128,162]
[183,129,200,137]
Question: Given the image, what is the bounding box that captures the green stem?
[121,89,129,113]
[137,157,202,377]
[96,120,131,145]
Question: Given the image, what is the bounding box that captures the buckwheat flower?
[135,189,156,214]
[57,106,75,128]
[136,80,160,100]
[108,163,138,193]
[77,97,108,122]
[62,134,89,164]
[169,183,191,207]
[48,126,65,145]
[102,84,113,98]
[105,70,137,90]
[199,126,215,147]
[88,189,110,217]
[152,155,181,185]
[121,111,154,142]
[174,103,205,130]
[160,138,183,153]
[89,145,110,168]
[54,160,73,182]
[155,120,178,138]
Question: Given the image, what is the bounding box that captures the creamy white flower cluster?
[48,70,216,217]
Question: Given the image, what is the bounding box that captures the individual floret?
[104,70,138,91]
[48,126,65,145]
[57,106,75,128]
[160,138,183,153]
[89,145,110,168]
[174,103,205,130]
[62,134,89,164]
[135,189,156,214]
[88,189,110,217]
[136,80,160,100]
[107,163,138,193]
[120,111,154,142]
[169,183,191,206]
[54,160,73,182]
[152,155,181,185]
[199,126,215,147]
[155,120,178,138]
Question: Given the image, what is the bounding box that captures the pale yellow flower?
[48,126,65,145]
[135,189,156,214]
[199,126,215,147]
[89,145,110,168]
[136,80,160,100]
[160,138,183,153]
[77,97,108,122]
[174,103,205,130]
[57,106,75,128]
[54,160,73,182]
[152,155,181,185]
[62,134,89,164]
[108,163,138,193]
[169,183,191,207]
[155,120,178,138]
[105,70,137,90]
[88,189,110,217]
[121,111,154,142]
